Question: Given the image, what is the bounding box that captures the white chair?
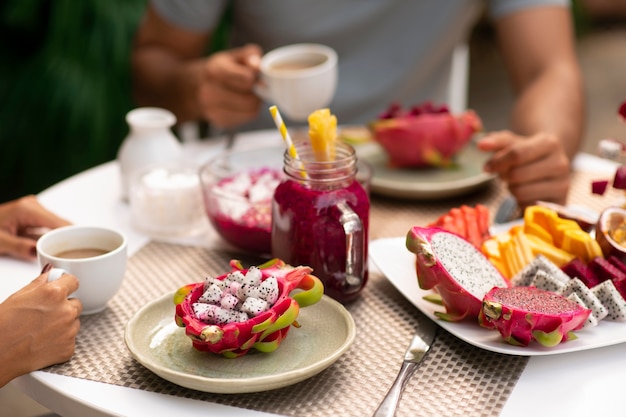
[445,43,470,114]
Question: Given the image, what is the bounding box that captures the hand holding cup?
[256,43,338,121]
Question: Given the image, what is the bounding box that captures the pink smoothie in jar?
[271,142,370,303]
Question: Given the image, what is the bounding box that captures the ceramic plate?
[355,141,495,200]
[369,237,626,356]
[125,293,356,393]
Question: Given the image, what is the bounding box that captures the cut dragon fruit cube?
[240,297,269,316]
[199,283,223,304]
[608,256,626,275]
[220,293,240,310]
[243,266,263,286]
[591,180,609,195]
[611,278,626,300]
[561,258,600,288]
[588,257,626,283]
[613,166,626,190]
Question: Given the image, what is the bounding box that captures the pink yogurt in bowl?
[199,146,284,254]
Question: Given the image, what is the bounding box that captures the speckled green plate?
[356,141,496,200]
[124,292,356,393]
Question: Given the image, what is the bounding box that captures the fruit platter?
[371,198,626,355]
[371,100,626,354]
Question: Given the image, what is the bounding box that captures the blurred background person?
[131,1,583,208]
[1,1,623,206]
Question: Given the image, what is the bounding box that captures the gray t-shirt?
[151,0,569,130]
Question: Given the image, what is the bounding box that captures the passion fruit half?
[596,206,626,263]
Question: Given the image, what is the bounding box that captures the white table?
[1,130,623,417]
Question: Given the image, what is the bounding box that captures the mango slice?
[482,205,600,278]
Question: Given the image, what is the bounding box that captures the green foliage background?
[0,0,147,201]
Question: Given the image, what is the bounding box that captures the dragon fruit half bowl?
[369,102,483,169]
[173,258,324,358]
[199,146,285,254]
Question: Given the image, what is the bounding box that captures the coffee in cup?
[54,248,110,259]
[36,225,128,315]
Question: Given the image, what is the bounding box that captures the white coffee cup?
[36,225,128,315]
[256,43,338,121]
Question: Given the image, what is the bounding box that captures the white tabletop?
[2,131,624,417]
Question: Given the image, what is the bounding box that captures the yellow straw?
[269,105,299,159]
[269,105,307,178]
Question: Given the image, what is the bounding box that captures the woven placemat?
[43,168,621,416]
[45,241,527,417]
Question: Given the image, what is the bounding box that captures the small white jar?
[117,107,183,200]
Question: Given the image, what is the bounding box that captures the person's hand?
[198,44,263,129]
[0,195,71,260]
[477,130,571,209]
[0,264,82,387]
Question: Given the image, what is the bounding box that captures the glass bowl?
[199,145,285,254]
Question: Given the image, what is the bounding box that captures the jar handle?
[337,201,365,292]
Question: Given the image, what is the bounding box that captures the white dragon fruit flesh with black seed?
[406,226,510,322]
[567,292,599,328]
[560,278,608,322]
[174,258,324,358]
[479,286,591,347]
[512,254,570,287]
[503,254,626,330]
[592,280,626,321]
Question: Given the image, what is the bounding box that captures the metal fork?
[224,129,237,150]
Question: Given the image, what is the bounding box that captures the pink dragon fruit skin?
[406,226,510,322]
[479,286,591,347]
[619,100,626,121]
[174,258,324,358]
[371,110,483,168]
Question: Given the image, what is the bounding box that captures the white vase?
[117,107,183,200]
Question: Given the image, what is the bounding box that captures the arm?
[496,6,584,159]
[131,5,262,128]
[477,6,584,207]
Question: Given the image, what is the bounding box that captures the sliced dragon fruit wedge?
[512,254,571,287]
[174,258,324,358]
[560,278,608,322]
[479,286,591,347]
[530,270,566,293]
[591,279,626,321]
[566,292,599,328]
[406,226,509,322]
